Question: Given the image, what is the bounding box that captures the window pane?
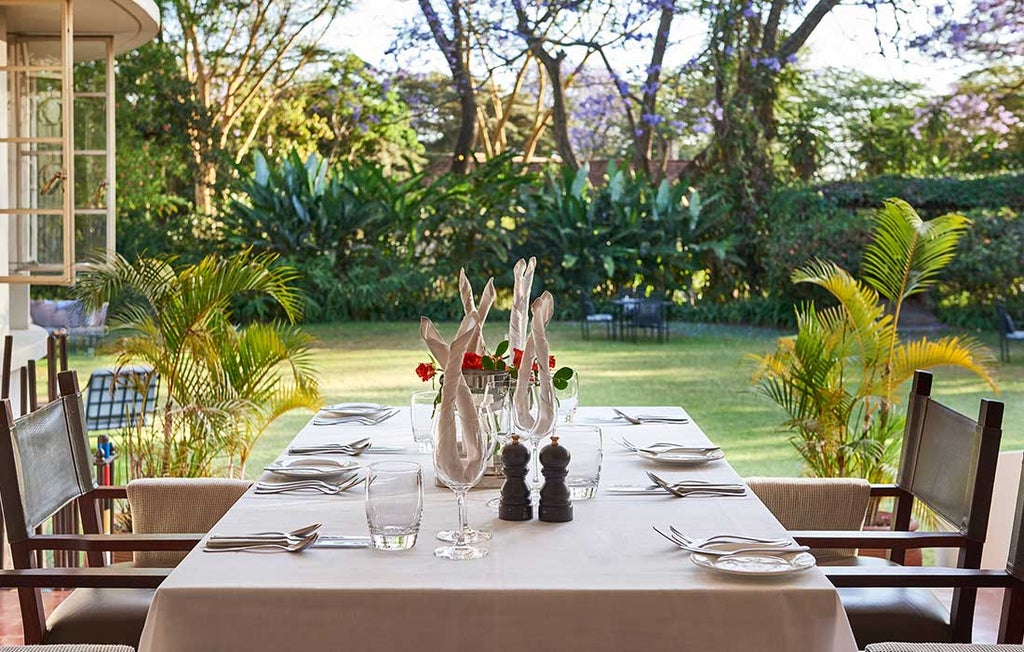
[74,155,106,209]
[75,213,106,264]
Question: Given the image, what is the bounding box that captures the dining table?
[137,406,858,652]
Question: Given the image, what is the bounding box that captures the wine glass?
[439,374,510,539]
[512,382,555,490]
[555,371,579,424]
[432,397,497,561]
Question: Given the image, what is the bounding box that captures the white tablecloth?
[138,406,857,652]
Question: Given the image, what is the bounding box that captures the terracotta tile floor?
[0,587,1008,645]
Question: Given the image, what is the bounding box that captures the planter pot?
[859,510,922,566]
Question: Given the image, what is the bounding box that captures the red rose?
[512,348,524,369]
[549,355,556,369]
[462,352,483,370]
[415,362,436,382]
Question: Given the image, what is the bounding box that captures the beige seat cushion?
[840,587,952,649]
[44,588,153,647]
[866,645,1024,652]
[2,646,135,652]
[127,478,250,567]
[746,476,870,560]
[822,555,900,568]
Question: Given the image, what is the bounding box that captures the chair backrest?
[580,292,597,318]
[85,366,159,431]
[897,370,1003,540]
[0,390,95,543]
[632,299,664,326]
[998,305,1016,336]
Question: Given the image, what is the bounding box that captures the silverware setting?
[313,408,399,426]
[616,437,720,455]
[288,437,408,456]
[205,523,323,552]
[642,471,746,498]
[254,476,363,495]
[613,409,690,425]
[204,523,372,552]
[652,526,808,557]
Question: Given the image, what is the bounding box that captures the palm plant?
[76,250,321,478]
[752,198,996,481]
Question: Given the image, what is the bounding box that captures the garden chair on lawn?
[580,292,615,340]
[0,371,247,646]
[758,371,1003,647]
[997,305,1024,362]
[625,298,669,343]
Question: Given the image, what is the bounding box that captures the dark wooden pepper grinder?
[538,436,573,522]
[499,435,533,521]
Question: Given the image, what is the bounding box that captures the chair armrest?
[824,566,1012,589]
[868,484,905,497]
[0,567,169,589]
[25,533,202,553]
[792,530,968,549]
[90,485,128,500]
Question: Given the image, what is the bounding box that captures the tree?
[259,55,424,170]
[162,0,347,213]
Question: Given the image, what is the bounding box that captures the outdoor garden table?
[137,406,858,652]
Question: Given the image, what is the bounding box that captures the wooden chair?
[856,452,1024,650]
[788,371,1004,647]
[997,305,1024,363]
[0,371,200,646]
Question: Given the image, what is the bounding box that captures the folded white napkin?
[513,291,556,437]
[420,314,486,485]
[508,257,536,352]
[459,269,495,355]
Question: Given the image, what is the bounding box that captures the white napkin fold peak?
[459,269,495,355]
[508,257,536,352]
[512,291,556,437]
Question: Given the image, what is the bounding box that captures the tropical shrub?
[752,199,996,482]
[76,250,321,478]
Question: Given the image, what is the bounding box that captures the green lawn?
[70,321,1023,479]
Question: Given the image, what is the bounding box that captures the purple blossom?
[742,3,757,18]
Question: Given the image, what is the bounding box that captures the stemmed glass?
[432,396,497,561]
[513,382,555,490]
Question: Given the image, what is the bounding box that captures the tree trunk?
[533,46,578,170]
[632,5,674,176]
[451,64,477,173]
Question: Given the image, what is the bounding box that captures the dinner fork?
[209,523,323,540]
[613,409,690,425]
[617,437,719,454]
[667,525,788,546]
[204,533,319,553]
[651,527,808,556]
[254,476,362,494]
[646,472,745,497]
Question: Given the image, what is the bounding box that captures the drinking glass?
[555,372,579,424]
[513,383,555,490]
[365,461,423,551]
[432,388,499,560]
[555,424,602,500]
[410,390,438,453]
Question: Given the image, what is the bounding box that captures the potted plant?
[752,199,997,553]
